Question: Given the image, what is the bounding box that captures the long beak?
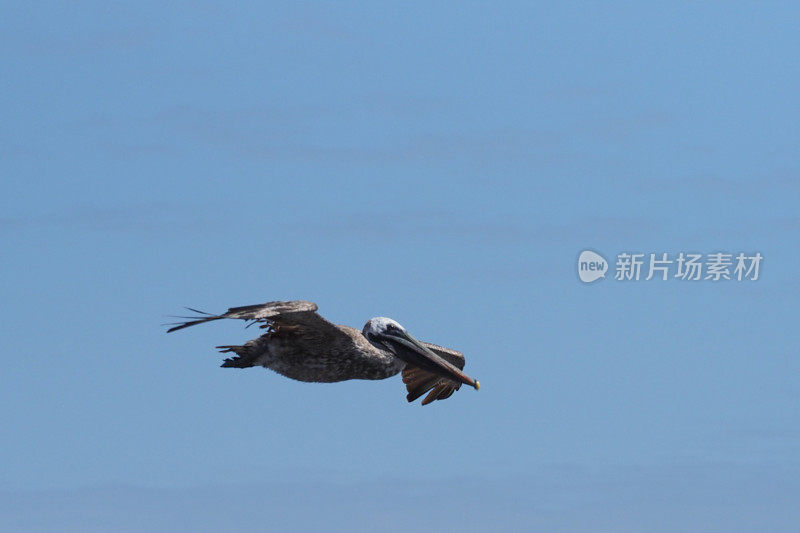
[380,330,480,390]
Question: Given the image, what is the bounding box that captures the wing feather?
[166,300,318,332]
[401,342,466,405]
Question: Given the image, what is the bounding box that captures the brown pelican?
[167,300,479,405]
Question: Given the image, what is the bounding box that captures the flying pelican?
[167,300,479,405]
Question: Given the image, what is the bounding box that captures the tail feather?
[216,345,254,368]
[215,335,270,368]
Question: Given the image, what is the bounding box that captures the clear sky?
[2,2,799,531]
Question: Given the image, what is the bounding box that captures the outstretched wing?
[402,342,466,405]
[166,300,320,332]
[169,302,472,405]
[168,300,357,371]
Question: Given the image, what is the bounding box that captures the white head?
[361,315,480,390]
[362,317,405,345]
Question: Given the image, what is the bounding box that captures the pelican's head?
[362,317,406,340]
[362,317,480,390]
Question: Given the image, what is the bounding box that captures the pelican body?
[167,300,479,405]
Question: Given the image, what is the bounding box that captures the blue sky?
[2,2,799,531]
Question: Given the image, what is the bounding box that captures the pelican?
[167,300,479,405]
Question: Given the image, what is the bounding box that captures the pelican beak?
[380,330,480,390]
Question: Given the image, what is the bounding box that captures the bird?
[167,300,479,405]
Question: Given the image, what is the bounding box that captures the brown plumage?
[402,343,466,405]
[167,300,479,405]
